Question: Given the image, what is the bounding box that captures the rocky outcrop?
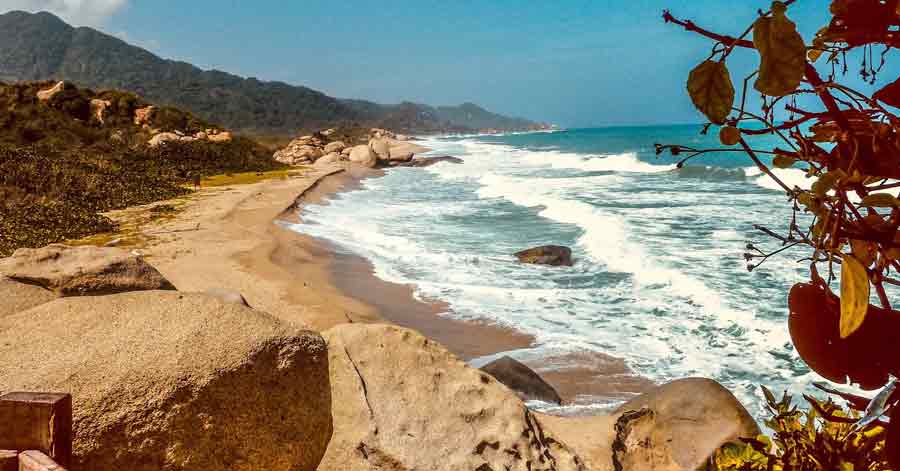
[273,135,330,165]
[539,378,759,471]
[610,378,759,471]
[323,141,346,154]
[319,324,586,471]
[348,144,378,168]
[133,105,155,126]
[370,137,391,160]
[515,245,573,267]
[90,99,111,124]
[480,356,563,405]
[0,276,56,318]
[0,244,175,296]
[148,132,181,147]
[36,81,65,101]
[207,130,232,143]
[148,129,232,147]
[315,152,342,167]
[0,291,332,471]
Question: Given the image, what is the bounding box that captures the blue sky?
[1,1,894,127]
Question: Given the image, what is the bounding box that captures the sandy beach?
[95,159,651,408]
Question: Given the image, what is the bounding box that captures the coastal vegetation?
[663,0,900,468]
[0,80,284,256]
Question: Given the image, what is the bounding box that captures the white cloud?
[0,0,128,27]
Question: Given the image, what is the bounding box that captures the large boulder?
[323,141,346,154]
[0,291,332,471]
[319,324,586,471]
[36,81,65,101]
[369,138,391,160]
[207,130,233,143]
[480,356,562,405]
[610,378,759,471]
[314,152,342,167]
[274,140,324,166]
[348,145,378,168]
[514,245,573,267]
[90,99,111,124]
[133,105,155,126]
[148,132,181,147]
[539,378,759,471]
[0,244,176,296]
[0,276,56,318]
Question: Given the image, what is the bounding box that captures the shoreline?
[93,156,653,413]
[285,160,656,410]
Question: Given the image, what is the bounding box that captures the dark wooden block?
[17,451,65,471]
[0,450,17,471]
[0,393,71,468]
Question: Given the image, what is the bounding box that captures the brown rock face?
[0,291,333,471]
[541,378,758,471]
[514,245,573,267]
[133,105,155,126]
[0,276,56,318]
[36,81,65,101]
[480,356,563,405]
[348,145,378,168]
[0,244,176,296]
[319,324,586,471]
[90,99,111,124]
[610,379,759,471]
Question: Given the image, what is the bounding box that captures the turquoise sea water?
[289,126,836,417]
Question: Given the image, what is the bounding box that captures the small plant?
[716,387,890,470]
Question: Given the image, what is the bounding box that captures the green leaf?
[687,60,735,125]
[753,2,807,97]
[839,254,870,339]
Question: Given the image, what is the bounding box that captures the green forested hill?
[0,10,545,135]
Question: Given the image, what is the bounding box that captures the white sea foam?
[289,132,818,419]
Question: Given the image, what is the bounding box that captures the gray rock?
[480,356,563,405]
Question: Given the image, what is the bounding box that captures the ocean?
[288,125,830,418]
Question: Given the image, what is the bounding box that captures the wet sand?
[288,164,655,407]
[101,161,653,412]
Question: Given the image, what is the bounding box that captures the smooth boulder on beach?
[539,378,760,471]
[319,324,586,471]
[480,355,563,405]
[0,291,333,471]
[0,275,56,318]
[349,144,378,168]
[514,245,573,267]
[0,244,176,296]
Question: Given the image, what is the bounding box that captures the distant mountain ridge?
[0,10,547,135]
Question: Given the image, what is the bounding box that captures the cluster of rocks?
[273,127,452,169]
[34,82,233,147]
[0,242,760,471]
[147,127,233,147]
[130,105,233,147]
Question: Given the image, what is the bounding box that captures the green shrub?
[715,388,890,471]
